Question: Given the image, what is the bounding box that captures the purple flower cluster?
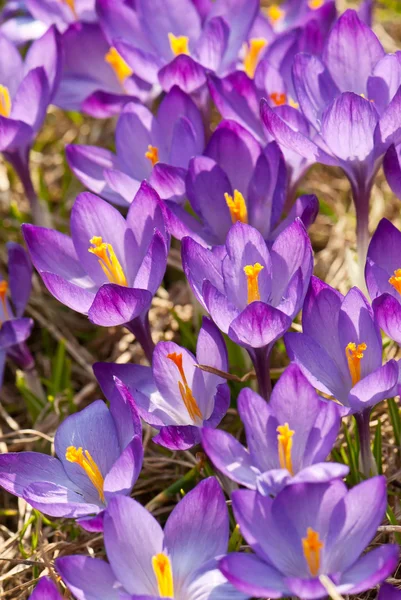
[0,0,401,599]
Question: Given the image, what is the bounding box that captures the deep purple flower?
[54,22,153,117]
[378,583,401,600]
[182,219,313,399]
[94,317,230,451]
[383,141,401,202]
[66,87,204,204]
[220,477,399,599]
[203,364,346,496]
[29,578,62,600]
[0,390,143,530]
[97,0,259,97]
[261,10,401,270]
[164,118,318,246]
[27,0,96,33]
[22,185,169,360]
[56,478,247,600]
[366,218,401,345]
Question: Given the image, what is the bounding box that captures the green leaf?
[388,398,401,447]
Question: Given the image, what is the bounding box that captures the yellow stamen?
[302,527,324,577]
[389,269,401,295]
[145,145,159,167]
[65,446,105,503]
[88,236,128,286]
[105,47,133,84]
[0,280,9,320]
[308,0,324,9]
[345,342,367,387]
[167,352,203,422]
[267,5,284,23]
[168,33,190,56]
[243,38,267,78]
[0,86,11,118]
[224,190,248,224]
[152,553,174,598]
[243,263,264,304]
[277,423,294,475]
[289,98,299,109]
[270,92,287,106]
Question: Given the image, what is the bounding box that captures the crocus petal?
[203,280,240,334]
[152,425,201,450]
[0,116,32,151]
[56,555,121,600]
[0,32,23,96]
[103,436,143,500]
[22,481,102,518]
[40,272,95,314]
[103,168,141,206]
[115,41,162,85]
[24,25,61,98]
[184,560,248,600]
[384,144,401,200]
[168,117,200,169]
[11,67,49,132]
[195,16,229,71]
[0,318,33,349]
[338,545,399,596]
[7,242,32,317]
[219,553,287,598]
[88,285,153,327]
[373,293,401,344]
[159,55,207,94]
[291,463,349,485]
[104,495,163,595]
[0,452,70,497]
[229,302,292,349]
[181,237,224,308]
[82,90,148,120]
[29,578,62,600]
[348,360,399,412]
[77,512,105,533]
[196,316,228,385]
[133,230,168,296]
[237,387,274,472]
[375,87,401,151]
[148,163,186,203]
[157,85,204,154]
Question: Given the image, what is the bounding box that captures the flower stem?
[249,346,272,401]
[125,312,155,363]
[351,178,373,290]
[355,409,377,478]
[8,342,46,402]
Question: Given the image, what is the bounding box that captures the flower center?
[168,33,190,56]
[345,342,367,387]
[105,47,133,84]
[0,86,11,118]
[88,236,128,286]
[302,527,323,577]
[224,190,248,224]
[152,553,174,598]
[243,38,267,78]
[389,269,401,295]
[61,0,78,18]
[145,145,159,167]
[267,5,284,23]
[308,0,324,8]
[0,280,9,321]
[167,352,203,423]
[65,446,105,502]
[270,92,287,106]
[243,263,264,304]
[277,422,294,475]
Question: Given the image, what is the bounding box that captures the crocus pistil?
[243,38,267,78]
[345,342,367,387]
[0,85,11,118]
[267,5,284,23]
[224,190,248,224]
[145,145,159,167]
[167,352,203,423]
[88,236,127,287]
[302,527,323,577]
[0,281,10,320]
[152,553,174,598]
[168,33,190,56]
[243,263,264,304]
[65,446,105,503]
[277,422,294,475]
[104,48,133,85]
[389,269,401,295]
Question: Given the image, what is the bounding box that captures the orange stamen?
[277,423,294,475]
[243,38,267,78]
[167,352,203,423]
[224,190,248,224]
[270,92,287,106]
[152,553,174,598]
[105,47,133,84]
[168,33,189,56]
[145,145,159,167]
[267,5,284,23]
[65,446,105,502]
[0,280,9,320]
[88,236,127,286]
[0,86,11,118]
[302,527,324,577]
[243,263,264,304]
[389,269,401,295]
[345,342,367,387]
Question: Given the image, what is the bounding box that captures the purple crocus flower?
[94,317,230,451]
[53,23,153,118]
[29,578,62,600]
[0,26,61,224]
[378,583,401,600]
[98,0,259,97]
[164,118,318,246]
[182,219,313,400]
[0,389,143,531]
[365,218,401,345]
[285,276,399,475]
[383,142,401,202]
[220,477,399,598]
[261,0,335,37]
[202,364,347,496]
[0,1,47,44]
[57,477,247,600]
[26,0,96,32]
[22,184,169,360]
[261,10,401,272]
[66,86,204,205]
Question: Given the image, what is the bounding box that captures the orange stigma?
[267,5,284,23]
[105,47,133,84]
[243,38,267,78]
[345,342,367,387]
[145,145,159,167]
[0,280,9,320]
[224,190,248,224]
[270,92,287,106]
[308,0,324,8]
[0,86,11,118]
[302,528,323,577]
[152,553,174,598]
[389,269,401,295]
[243,263,264,304]
[277,423,294,475]
[168,33,190,56]
[61,0,78,19]
[65,446,105,502]
[88,236,127,286]
[167,352,203,423]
